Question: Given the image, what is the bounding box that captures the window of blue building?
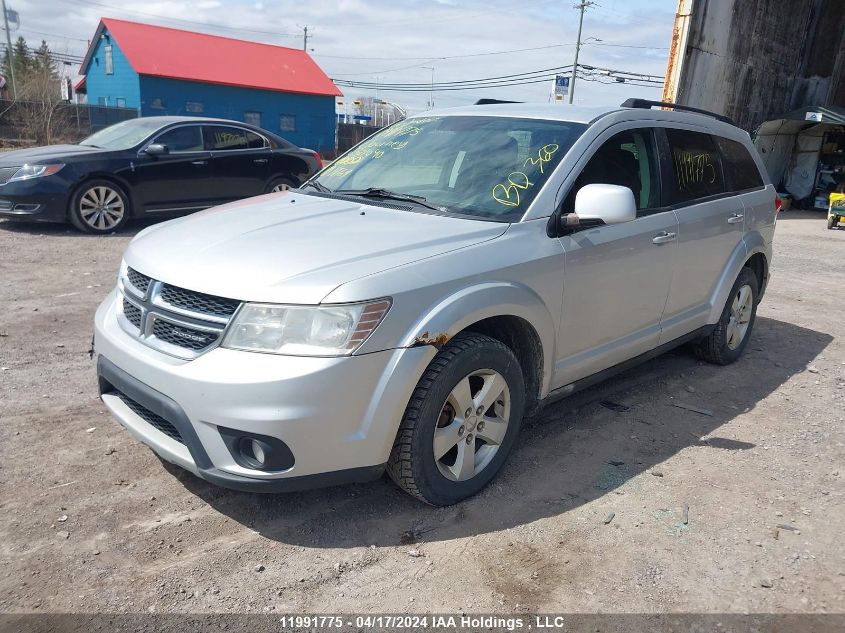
[185,101,204,113]
[115,97,126,108]
[280,114,296,132]
[104,45,113,75]
[244,111,261,127]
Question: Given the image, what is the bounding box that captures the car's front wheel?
[387,332,525,506]
[69,180,130,234]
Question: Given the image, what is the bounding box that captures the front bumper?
[94,290,434,493]
[0,177,69,223]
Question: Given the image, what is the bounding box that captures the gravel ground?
[0,210,843,616]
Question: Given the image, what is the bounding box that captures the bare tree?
[6,39,63,144]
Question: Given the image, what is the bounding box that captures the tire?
[828,215,837,230]
[387,332,525,506]
[265,176,296,194]
[69,179,130,234]
[694,267,759,365]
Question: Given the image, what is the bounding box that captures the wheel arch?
[462,315,545,417]
[706,234,770,323]
[393,282,556,408]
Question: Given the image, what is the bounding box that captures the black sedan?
[0,116,323,233]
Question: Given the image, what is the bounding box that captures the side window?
[564,128,661,214]
[204,126,250,151]
[714,136,764,191]
[245,130,266,149]
[665,128,726,203]
[154,126,203,152]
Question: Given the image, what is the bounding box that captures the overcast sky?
[16,0,677,114]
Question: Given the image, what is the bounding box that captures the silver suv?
[94,100,777,505]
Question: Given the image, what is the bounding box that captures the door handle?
[727,213,744,224]
[652,231,677,244]
[253,158,269,164]
[191,160,208,166]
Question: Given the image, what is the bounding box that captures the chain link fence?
[0,100,138,147]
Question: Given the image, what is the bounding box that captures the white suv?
[94,100,777,505]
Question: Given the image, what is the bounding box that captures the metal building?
[75,18,342,154]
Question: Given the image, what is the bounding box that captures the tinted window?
[665,129,726,203]
[203,126,260,151]
[154,126,203,152]
[715,136,764,191]
[245,130,266,148]
[564,128,661,214]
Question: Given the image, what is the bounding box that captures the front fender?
[395,282,556,396]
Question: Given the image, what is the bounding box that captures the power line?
[335,65,576,89]
[317,42,576,62]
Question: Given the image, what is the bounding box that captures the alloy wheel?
[271,183,292,193]
[726,283,753,350]
[79,185,125,231]
[433,369,511,481]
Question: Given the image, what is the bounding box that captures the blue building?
[76,18,342,153]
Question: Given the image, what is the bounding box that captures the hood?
[124,192,509,304]
[0,144,104,165]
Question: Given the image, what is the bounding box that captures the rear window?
[204,126,265,151]
[665,129,726,204]
[715,136,764,191]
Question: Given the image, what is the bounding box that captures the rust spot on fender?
[410,331,451,349]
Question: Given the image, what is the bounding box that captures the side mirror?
[574,183,637,225]
[144,143,168,156]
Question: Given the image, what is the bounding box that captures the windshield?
[313,116,586,221]
[79,118,167,150]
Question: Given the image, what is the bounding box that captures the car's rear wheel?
[69,180,130,234]
[387,332,525,506]
[694,267,759,365]
[265,177,296,194]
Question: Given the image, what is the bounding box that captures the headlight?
[222,299,391,356]
[8,163,65,182]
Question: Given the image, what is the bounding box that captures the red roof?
[82,18,341,98]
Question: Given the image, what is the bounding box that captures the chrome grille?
[116,267,240,359]
[122,298,142,329]
[113,391,184,444]
[159,284,240,319]
[152,319,219,351]
[127,267,151,294]
[0,166,20,185]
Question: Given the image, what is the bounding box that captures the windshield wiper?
[335,187,445,213]
[300,180,332,193]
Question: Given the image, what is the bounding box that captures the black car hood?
[0,144,106,165]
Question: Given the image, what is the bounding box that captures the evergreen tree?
[32,40,58,80]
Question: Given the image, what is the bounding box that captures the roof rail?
[620,98,736,126]
[474,99,523,105]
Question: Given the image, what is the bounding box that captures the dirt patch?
[0,211,843,614]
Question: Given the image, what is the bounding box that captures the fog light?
[219,426,296,472]
[250,439,266,466]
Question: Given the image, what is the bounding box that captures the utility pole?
[301,25,309,51]
[2,0,17,99]
[422,65,435,110]
[569,0,594,104]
